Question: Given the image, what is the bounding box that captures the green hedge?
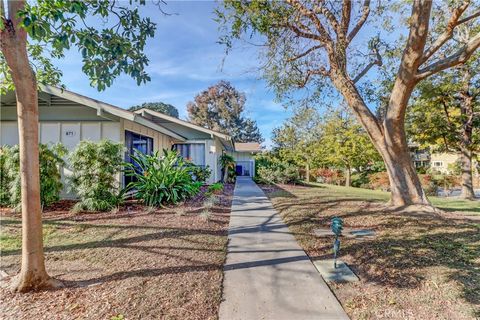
[0,144,66,209]
[68,140,124,212]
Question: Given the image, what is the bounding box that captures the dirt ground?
[260,183,480,320]
[0,185,233,320]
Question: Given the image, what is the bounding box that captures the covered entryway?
[235,160,254,177]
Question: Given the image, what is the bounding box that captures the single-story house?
[230,142,262,177]
[1,86,259,195]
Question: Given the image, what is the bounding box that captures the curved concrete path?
[219,177,349,320]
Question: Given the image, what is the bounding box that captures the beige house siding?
[122,119,173,153]
[430,153,460,174]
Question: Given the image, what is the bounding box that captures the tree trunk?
[380,137,429,206]
[344,166,351,187]
[330,70,429,206]
[305,162,310,183]
[458,66,476,200]
[459,148,475,199]
[1,0,60,292]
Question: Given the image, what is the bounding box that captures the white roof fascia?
[40,85,186,142]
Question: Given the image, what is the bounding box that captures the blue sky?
[53,1,292,147]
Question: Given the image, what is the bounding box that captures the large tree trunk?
[331,70,430,206]
[459,148,475,199]
[459,66,476,200]
[1,0,60,292]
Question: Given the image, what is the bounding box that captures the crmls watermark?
[373,309,415,319]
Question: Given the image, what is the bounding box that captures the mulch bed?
[260,183,479,320]
[0,184,234,320]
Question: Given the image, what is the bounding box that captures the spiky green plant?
[126,150,202,207]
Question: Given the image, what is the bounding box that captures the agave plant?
[125,150,202,207]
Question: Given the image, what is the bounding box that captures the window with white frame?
[172,143,206,166]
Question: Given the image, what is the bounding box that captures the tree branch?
[286,0,333,47]
[297,67,329,88]
[341,0,352,36]
[420,1,471,64]
[347,0,370,43]
[416,32,480,80]
[281,22,323,42]
[312,3,342,37]
[352,44,382,83]
[287,45,324,62]
[457,10,480,25]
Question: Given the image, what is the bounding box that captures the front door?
[235,165,243,176]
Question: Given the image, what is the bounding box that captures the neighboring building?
[230,142,262,177]
[429,152,460,174]
[409,143,430,169]
[0,86,256,194]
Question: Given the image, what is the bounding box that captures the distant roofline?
[234,142,262,153]
[134,108,235,150]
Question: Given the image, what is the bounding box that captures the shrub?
[313,168,345,185]
[419,174,439,196]
[188,164,211,182]
[219,154,236,183]
[126,150,202,207]
[368,171,390,191]
[207,182,224,195]
[256,164,300,185]
[0,144,66,208]
[257,166,277,185]
[69,140,124,212]
[351,172,370,188]
[277,164,300,184]
[0,147,13,206]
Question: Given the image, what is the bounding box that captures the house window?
[172,143,205,166]
[433,161,443,167]
[124,130,154,185]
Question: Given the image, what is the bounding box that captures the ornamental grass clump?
[206,182,223,195]
[126,150,202,207]
[0,144,66,209]
[69,140,124,212]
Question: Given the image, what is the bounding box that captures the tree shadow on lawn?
[272,195,480,315]
[258,184,297,199]
[1,222,227,257]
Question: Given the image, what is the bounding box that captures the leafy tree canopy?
[129,102,179,118]
[407,57,480,155]
[0,0,157,93]
[187,80,263,143]
[319,108,381,171]
[272,106,322,167]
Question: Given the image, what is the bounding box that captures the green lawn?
[306,182,480,213]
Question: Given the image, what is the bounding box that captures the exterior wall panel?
[0,122,19,145]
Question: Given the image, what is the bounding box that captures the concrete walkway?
[219,177,349,320]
